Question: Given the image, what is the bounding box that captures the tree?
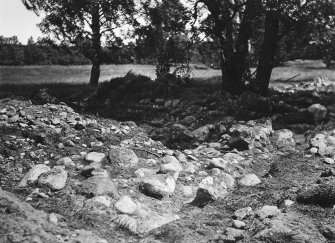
[22,0,135,86]
[253,0,335,94]
[135,0,191,77]
[193,0,261,94]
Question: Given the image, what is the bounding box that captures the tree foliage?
[22,0,135,85]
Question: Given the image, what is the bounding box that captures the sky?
[0,0,43,44]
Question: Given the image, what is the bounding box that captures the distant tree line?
[0,35,220,67]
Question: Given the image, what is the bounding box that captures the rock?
[225,227,246,241]
[228,136,249,151]
[115,195,137,214]
[192,125,210,142]
[192,176,228,207]
[134,168,156,178]
[234,207,253,220]
[85,152,105,163]
[310,133,335,156]
[75,121,86,130]
[274,129,295,148]
[65,140,75,147]
[56,157,75,167]
[308,103,327,123]
[239,174,261,186]
[109,146,138,167]
[208,158,229,170]
[139,174,176,199]
[160,155,179,164]
[324,158,335,164]
[78,175,117,198]
[38,167,68,190]
[232,220,246,229]
[256,205,281,219]
[310,147,318,155]
[85,195,112,209]
[223,153,245,163]
[159,160,183,174]
[18,164,51,187]
[218,173,235,189]
[51,118,61,125]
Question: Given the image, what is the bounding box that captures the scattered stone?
[228,136,249,151]
[115,195,137,214]
[239,174,261,187]
[56,157,75,167]
[139,174,176,199]
[78,175,118,198]
[256,205,281,219]
[38,167,68,190]
[65,140,75,147]
[85,152,105,163]
[192,125,210,142]
[75,121,86,130]
[109,146,138,167]
[232,220,246,229]
[225,227,246,241]
[18,164,51,187]
[134,168,156,178]
[274,129,295,148]
[324,158,335,164]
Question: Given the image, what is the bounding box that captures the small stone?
[109,146,138,167]
[192,126,210,142]
[57,143,65,149]
[239,174,261,186]
[18,164,51,187]
[49,105,58,111]
[90,141,103,147]
[38,167,68,190]
[225,227,245,241]
[56,157,75,167]
[232,220,246,229]
[256,205,281,219]
[284,199,294,208]
[181,186,193,196]
[134,168,156,178]
[139,174,176,199]
[85,152,105,163]
[78,175,117,197]
[324,158,334,164]
[210,168,221,175]
[115,195,137,214]
[310,147,318,154]
[75,121,86,130]
[65,140,75,147]
[49,213,58,224]
[51,118,61,125]
[160,155,179,164]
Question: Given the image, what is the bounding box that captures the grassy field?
[0,60,334,91]
[0,64,222,85]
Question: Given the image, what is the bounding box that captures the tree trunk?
[220,0,258,94]
[90,3,101,86]
[254,11,280,95]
